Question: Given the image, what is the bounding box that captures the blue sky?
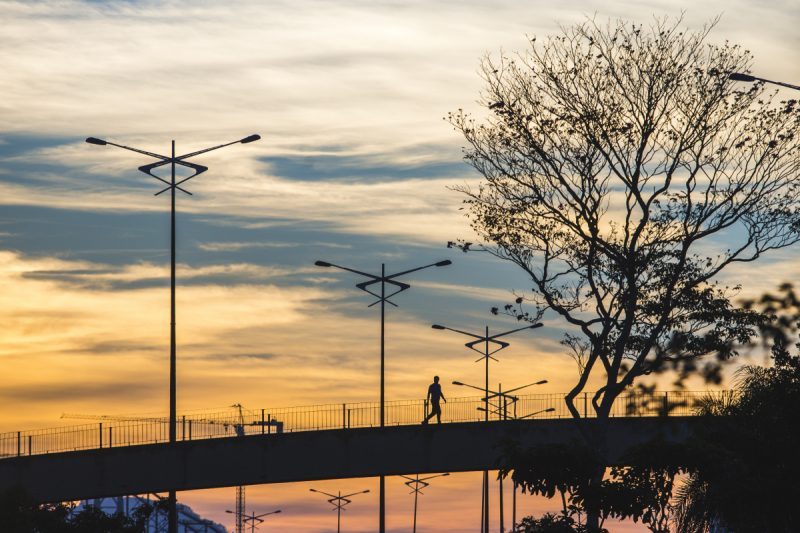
[1,0,798,530]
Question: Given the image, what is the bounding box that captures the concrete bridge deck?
[0,417,699,503]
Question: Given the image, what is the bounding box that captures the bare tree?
[449,16,800,529]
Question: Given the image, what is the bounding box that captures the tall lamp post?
[226,509,281,533]
[309,488,369,533]
[86,134,261,533]
[314,258,452,533]
[729,72,800,91]
[432,322,542,533]
[400,473,450,533]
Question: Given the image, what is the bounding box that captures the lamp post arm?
[321,262,381,280]
[488,323,542,341]
[342,489,370,499]
[310,489,339,499]
[386,260,450,279]
[104,141,170,161]
[453,381,488,394]
[437,326,486,341]
[176,138,251,160]
[754,76,800,91]
[502,380,548,395]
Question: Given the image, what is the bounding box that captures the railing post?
[663,391,669,416]
[188,420,192,441]
[347,409,351,429]
[182,416,186,440]
[27,435,32,456]
[109,426,113,448]
[583,393,588,418]
[267,414,271,435]
[99,423,103,449]
[342,404,346,429]
[261,409,265,435]
[16,432,20,457]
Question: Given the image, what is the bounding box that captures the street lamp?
[314,258,451,533]
[309,488,369,533]
[226,509,281,533]
[86,133,260,533]
[400,473,450,533]
[728,72,800,91]
[434,322,542,533]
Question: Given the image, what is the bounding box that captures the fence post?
[347,409,351,429]
[188,420,192,441]
[261,409,265,435]
[182,416,186,440]
[663,391,669,416]
[342,404,346,429]
[27,435,32,456]
[16,432,20,457]
[109,427,113,448]
[99,423,103,449]
[267,414,271,435]
[583,393,588,418]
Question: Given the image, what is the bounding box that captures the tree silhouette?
[449,16,800,529]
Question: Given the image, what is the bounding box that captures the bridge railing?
[0,390,732,460]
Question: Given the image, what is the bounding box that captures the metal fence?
[0,390,732,460]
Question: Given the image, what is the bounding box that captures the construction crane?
[61,404,283,533]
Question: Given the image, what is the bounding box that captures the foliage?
[0,488,153,533]
[670,286,800,533]
[518,513,597,533]
[448,15,800,428]
[505,440,685,533]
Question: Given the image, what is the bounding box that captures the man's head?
[433,375,439,383]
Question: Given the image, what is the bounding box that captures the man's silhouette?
[422,376,446,424]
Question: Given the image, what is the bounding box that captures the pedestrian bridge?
[0,391,723,502]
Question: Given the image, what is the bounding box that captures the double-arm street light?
[314,258,452,533]
[86,134,261,533]
[309,488,370,533]
[226,509,281,533]
[400,473,450,533]
[729,72,800,91]
[433,322,542,533]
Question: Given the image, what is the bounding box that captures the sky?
[1,0,798,531]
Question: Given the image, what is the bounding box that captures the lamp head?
[729,72,756,82]
[85,137,107,146]
[315,260,332,267]
[435,259,452,267]
[530,323,544,329]
[240,134,261,144]
[536,379,548,385]
[431,324,445,330]
[452,380,463,386]
[545,408,555,412]
[274,510,282,514]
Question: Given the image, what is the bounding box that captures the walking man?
[422,376,446,424]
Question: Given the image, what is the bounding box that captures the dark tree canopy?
[449,16,800,422]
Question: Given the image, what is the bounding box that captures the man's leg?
[435,403,442,424]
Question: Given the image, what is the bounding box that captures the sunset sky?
[1,0,798,531]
